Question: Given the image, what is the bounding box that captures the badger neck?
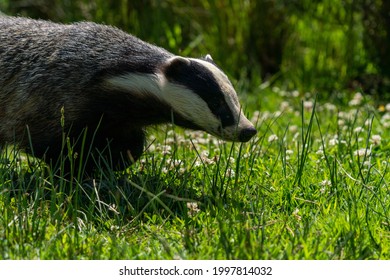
[99,72,175,126]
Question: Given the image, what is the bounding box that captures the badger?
[0,16,256,173]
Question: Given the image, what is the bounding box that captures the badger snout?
[234,113,257,142]
[219,124,257,142]
[218,118,257,142]
[238,126,257,142]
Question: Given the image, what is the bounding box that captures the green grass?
[1,0,389,260]
[1,89,389,260]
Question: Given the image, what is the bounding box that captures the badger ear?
[205,54,213,62]
[164,56,191,78]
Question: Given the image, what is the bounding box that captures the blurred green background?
[1,0,389,98]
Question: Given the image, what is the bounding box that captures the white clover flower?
[280,101,292,111]
[303,100,314,111]
[194,160,202,167]
[162,145,172,155]
[273,110,282,118]
[286,149,294,155]
[251,110,260,123]
[329,135,339,146]
[363,160,371,167]
[171,159,182,167]
[186,202,200,216]
[279,90,287,97]
[201,156,215,165]
[382,113,390,122]
[226,168,235,178]
[227,157,236,164]
[259,111,271,121]
[349,99,361,106]
[147,144,156,152]
[319,180,331,194]
[354,148,371,157]
[370,135,381,145]
[289,125,298,133]
[349,92,363,106]
[365,119,372,127]
[292,208,301,221]
[354,126,364,133]
[200,151,209,158]
[320,180,332,186]
[165,137,176,144]
[292,132,300,141]
[197,137,209,145]
[268,134,279,143]
[338,111,347,119]
[197,150,217,165]
[386,103,390,112]
[292,90,300,97]
[285,149,294,160]
[178,138,188,146]
[178,167,186,174]
[324,103,337,111]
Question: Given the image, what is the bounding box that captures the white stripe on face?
[103,59,256,142]
[104,71,222,135]
[159,80,222,135]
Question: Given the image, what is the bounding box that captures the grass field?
[0,0,389,260]
[1,87,389,259]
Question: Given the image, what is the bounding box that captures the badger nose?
[238,127,257,142]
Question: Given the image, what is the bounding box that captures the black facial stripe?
[165,60,235,128]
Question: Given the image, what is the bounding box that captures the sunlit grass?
[1,89,389,259]
[1,0,389,260]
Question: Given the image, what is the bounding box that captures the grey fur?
[0,16,256,173]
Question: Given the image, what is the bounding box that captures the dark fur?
[0,16,257,174]
[0,17,199,173]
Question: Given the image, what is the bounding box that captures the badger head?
[161,55,257,142]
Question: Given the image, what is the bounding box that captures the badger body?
[0,16,256,172]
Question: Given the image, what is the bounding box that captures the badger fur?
[0,16,256,172]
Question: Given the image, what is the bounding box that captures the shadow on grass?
[0,155,218,226]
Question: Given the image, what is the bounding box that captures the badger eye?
[209,98,235,127]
